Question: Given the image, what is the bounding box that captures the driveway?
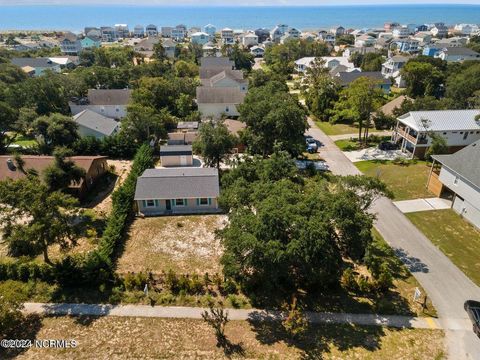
[343,147,407,163]
[307,117,480,360]
[394,198,452,213]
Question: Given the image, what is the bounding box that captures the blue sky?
[2,0,480,5]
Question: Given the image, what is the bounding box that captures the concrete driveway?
[394,198,452,213]
[307,117,480,360]
[343,147,408,162]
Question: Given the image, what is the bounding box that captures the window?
[225,106,229,112]
[199,198,209,206]
[146,199,155,207]
[175,199,185,206]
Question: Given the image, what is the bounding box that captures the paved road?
[307,118,480,360]
[23,302,453,330]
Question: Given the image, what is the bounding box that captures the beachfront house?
[427,140,480,230]
[191,32,210,45]
[221,28,234,45]
[134,168,221,216]
[392,109,480,159]
[146,24,158,37]
[59,32,82,55]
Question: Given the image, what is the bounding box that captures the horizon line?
[2,2,480,7]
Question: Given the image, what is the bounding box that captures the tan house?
[0,155,108,198]
[134,168,221,216]
[167,121,199,145]
[159,145,193,167]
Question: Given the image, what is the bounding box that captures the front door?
[180,155,187,166]
[166,200,172,211]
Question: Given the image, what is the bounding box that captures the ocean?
[0,4,479,32]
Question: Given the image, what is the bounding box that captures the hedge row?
[0,144,155,285]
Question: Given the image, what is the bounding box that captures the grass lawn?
[9,316,445,360]
[314,120,360,136]
[355,160,434,200]
[13,135,37,147]
[335,136,391,152]
[116,215,226,275]
[406,209,480,286]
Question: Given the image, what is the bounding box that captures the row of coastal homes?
[196,57,247,119]
[392,109,480,159]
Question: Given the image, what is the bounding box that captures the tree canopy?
[238,82,307,157]
[218,152,391,301]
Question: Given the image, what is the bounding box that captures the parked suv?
[464,300,480,337]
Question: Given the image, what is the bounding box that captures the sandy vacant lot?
[116,215,227,275]
[14,316,445,360]
[88,160,133,216]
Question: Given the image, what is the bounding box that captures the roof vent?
[6,159,16,171]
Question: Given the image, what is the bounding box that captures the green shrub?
[341,268,358,293]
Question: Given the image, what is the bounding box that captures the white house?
[318,31,336,45]
[431,23,448,38]
[73,109,120,139]
[295,56,356,73]
[434,47,480,62]
[114,24,129,39]
[270,24,289,42]
[392,26,409,38]
[221,28,234,45]
[250,45,265,57]
[242,33,259,47]
[191,32,210,45]
[69,89,132,120]
[381,55,409,87]
[201,70,248,92]
[354,34,376,47]
[428,140,480,229]
[392,109,480,158]
[454,23,479,35]
[146,24,158,37]
[133,25,145,38]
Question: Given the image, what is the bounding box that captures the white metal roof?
[398,110,480,132]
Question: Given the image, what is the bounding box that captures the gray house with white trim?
[73,109,119,139]
[134,168,221,216]
[428,140,480,229]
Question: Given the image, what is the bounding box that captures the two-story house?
[428,140,480,229]
[59,32,82,55]
[392,110,480,158]
[381,55,409,87]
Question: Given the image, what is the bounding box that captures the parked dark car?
[378,141,399,151]
[305,137,318,153]
[464,300,480,337]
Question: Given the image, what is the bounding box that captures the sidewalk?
[23,302,467,331]
[394,198,452,213]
